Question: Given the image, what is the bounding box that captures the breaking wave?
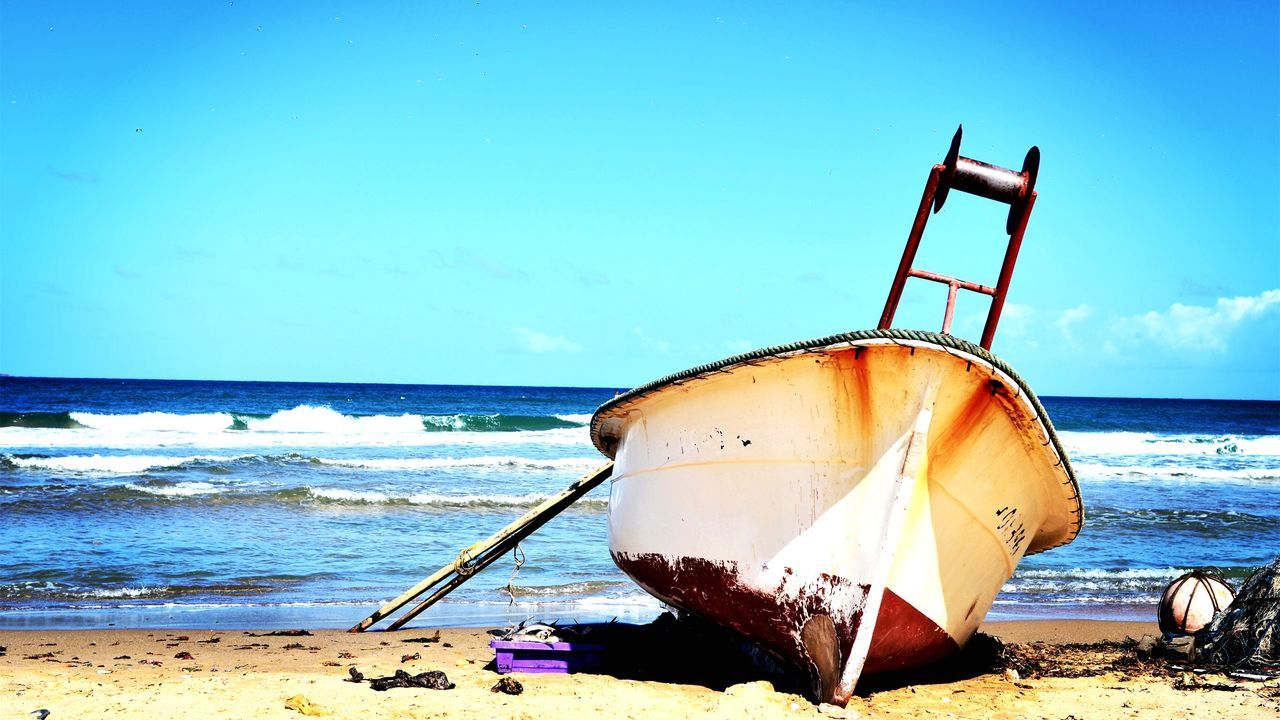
[500,580,633,598]
[314,456,599,472]
[0,482,609,511]
[69,411,237,433]
[2,453,599,475]
[1072,462,1280,483]
[4,454,249,475]
[0,411,84,429]
[1,405,589,433]
[0,405,592,450]
[298,487,608,509]
[1060,431,1280,457]
[1002,567,1190,599]
[124,481,229,497]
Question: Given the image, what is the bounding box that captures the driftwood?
[350,462,613,632]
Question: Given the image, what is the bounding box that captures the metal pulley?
[933,125,1040,235]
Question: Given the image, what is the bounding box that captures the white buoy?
[1158,570,1235,635]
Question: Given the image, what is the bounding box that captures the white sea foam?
[315,456,599,472]
[1000,567,1187,596]
[993,595,1156,606]
[303,487,607,508]
[244,405,423,434]
[78,586,170,599]
[306,487,390,503]
[0,424,589,451]
[124,481,227,497]
[1060,431,1280,457]
[2,405,596,453]
[421,414,472,431]
[1014,567,1185,581]
[8,454,243,474]
[1072,462,1280,482]
[70,411,236,433]
[555,414,592,425]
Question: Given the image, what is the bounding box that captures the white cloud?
[1055,304,1092,347]
[633,327,671,354]
[1111,289,1280,352]
[725,338,754,354]
[513,327,582,353]
[961,302,1034,339]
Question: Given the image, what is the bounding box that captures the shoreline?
[0,599,1159,632]
[3,619,1276,719]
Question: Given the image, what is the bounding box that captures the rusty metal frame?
[877,126,1039,350]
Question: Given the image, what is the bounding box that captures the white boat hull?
[592,332,1081,704]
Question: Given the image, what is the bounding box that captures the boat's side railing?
[877,125,1039,350]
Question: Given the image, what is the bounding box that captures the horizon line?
[2,373,1277,404]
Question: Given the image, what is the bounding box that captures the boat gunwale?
[589,327,1083,554]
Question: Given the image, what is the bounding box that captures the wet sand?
[2,620,1276,719]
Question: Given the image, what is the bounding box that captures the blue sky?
[2,2,1277,398]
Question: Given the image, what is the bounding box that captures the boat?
[588,127,1084,706]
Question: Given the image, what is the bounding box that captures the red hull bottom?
[616,552,958,702]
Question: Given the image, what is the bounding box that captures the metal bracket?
[877,125,1040,350]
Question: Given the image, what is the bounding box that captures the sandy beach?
[2,619,1276,719]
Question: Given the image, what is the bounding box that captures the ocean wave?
[3,405,589,434]
[1060,431,1280,457]
[1,452,600,476]
[243,405,423,434]
[1001,565,1259,598]
[993,595,1158,606]
[500,580,633,598]
[0,405,593,450]
[0,426,589,451]
[0,411,84,429]
[1001,567,1184,597]
[0,482,609,511]
[1014,567,1192,581]
[70,411,238,433]
[299,487,609,509]
[421,413,585,432]
[124,481,229,497]
[4,453,248,475]
[1084,506,1279,533]
[314,456,599,472]
[1073,462,1280,483]
[0,580,289,603]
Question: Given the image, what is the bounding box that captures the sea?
[1,376,1277,630]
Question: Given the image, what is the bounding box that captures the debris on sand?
[345,666,455,691]
[491,676,524,695]
[248,630,313,637]
[284,694,330,716]
[1198,557,1280,672]
[174,651,194,660]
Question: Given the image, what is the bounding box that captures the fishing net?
[1197,556,1280,670]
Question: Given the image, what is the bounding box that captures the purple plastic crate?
[490,639,606,674]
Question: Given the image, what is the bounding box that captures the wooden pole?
[349,460,614,632]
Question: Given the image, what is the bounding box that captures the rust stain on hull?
[616,551,958,703]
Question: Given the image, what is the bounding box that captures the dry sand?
[2,620,1276,719]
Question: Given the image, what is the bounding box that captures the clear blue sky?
[2,2,1277,399]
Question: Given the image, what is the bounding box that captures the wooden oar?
[349,460,614,632]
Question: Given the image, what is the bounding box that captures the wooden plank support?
[349,461,615,632]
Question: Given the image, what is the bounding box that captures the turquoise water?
[1,377,1276,629]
